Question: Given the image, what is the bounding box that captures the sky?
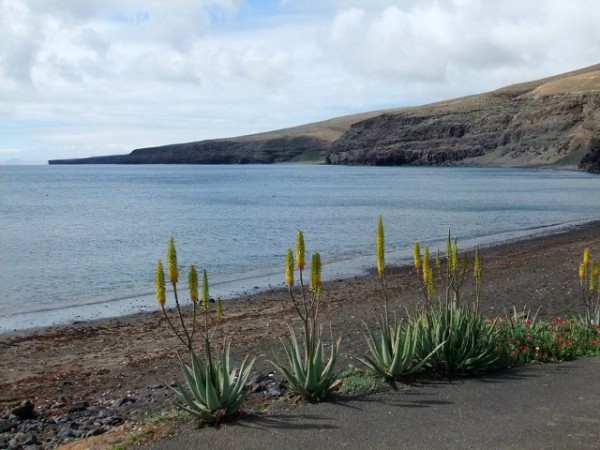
[1,0,599,164]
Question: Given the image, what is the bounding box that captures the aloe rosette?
[171,339,255,423]
[272,325,341,402]
[358,316,444,380]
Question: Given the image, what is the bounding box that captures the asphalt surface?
[152,357,600,450]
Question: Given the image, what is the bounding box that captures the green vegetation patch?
[288,150,326,164]
[338,365,384,393]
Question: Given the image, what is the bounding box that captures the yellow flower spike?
[285,249,294,288]
[427,268,435,298]
[413,242,422,271]
[216,297,223,322]
[376,215,385,278]
[296,230,305,271]
[167,237,179,285]
[474,245,482,282]
[188,265,199,303]
[446,230,452,261]
[423,247,431,283]
[579,263,586,283]
[583,247,591,267]
[310,252,322,298]
[202,269,209,312]
[452,241,459,273]
[589,261,598,292]
[155,260,166,307]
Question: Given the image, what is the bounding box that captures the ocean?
[1,164,599,332]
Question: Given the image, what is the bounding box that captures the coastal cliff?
[327,64,600,172]
[50,64,600,172]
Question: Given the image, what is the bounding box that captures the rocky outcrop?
[579,138,600,173]
[327,65,600,172]
[122,136,330,164]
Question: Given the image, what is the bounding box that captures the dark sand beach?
[1,221,599,449]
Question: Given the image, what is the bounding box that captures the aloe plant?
[411,232,500,375]
[272,325,341,402]
[272,231,342,401]
[415,303,500,375]
[358,315,444,380]
[170,338,255,423]
[155,238,255,423]
[359,216,443,380]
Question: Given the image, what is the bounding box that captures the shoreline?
[2,216,599,336]
[1,221,599,448]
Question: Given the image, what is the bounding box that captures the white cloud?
[326,0,600,91]
[0,0,599,163]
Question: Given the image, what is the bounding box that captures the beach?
[1,221,599,448]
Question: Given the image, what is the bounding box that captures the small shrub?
[495,310,600,366]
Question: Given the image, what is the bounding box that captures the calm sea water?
[1,164,599,332]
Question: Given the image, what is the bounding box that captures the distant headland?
[49,64,600,173]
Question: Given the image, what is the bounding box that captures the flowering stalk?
[296,230,305,271]
[155,257,191,350]
[579,248,600,324]
[189,264,199,342]
[285,249,294,289]
[413,242,422,272]
[168,237,179,284]
[155,238,223,351]
[166,237,192,347]
[376,215,385,279]
[474,245,482,314]
[156,260,166,307]
[376,216,389,321]
[287,230,322,330]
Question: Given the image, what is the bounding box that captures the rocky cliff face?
[124,136,330,164]
[327,65,600,173]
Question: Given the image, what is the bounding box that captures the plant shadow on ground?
[466,362,573,384]
[219,412,340,431]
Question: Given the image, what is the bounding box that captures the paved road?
[152,357,600,449]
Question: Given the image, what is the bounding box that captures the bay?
[1,164,599,332]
